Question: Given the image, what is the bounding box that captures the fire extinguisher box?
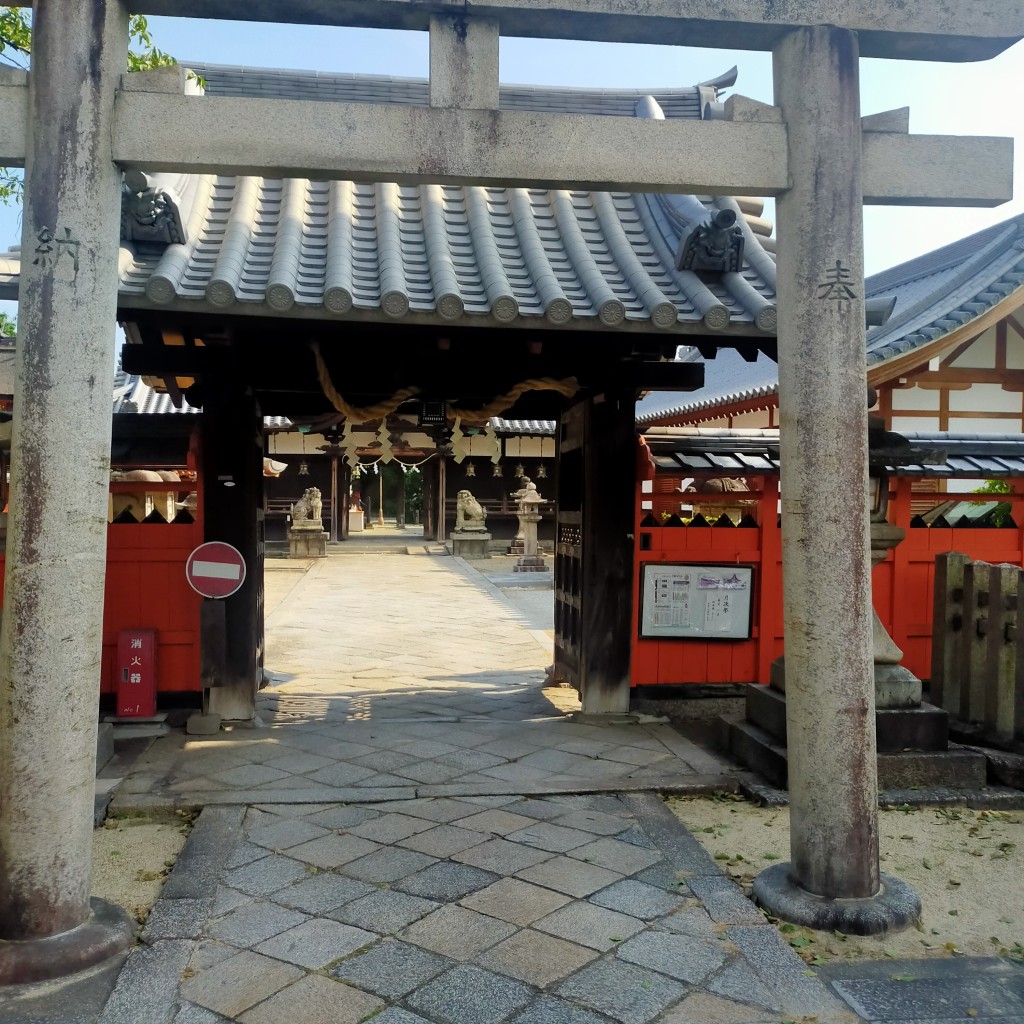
[117,629,157,718]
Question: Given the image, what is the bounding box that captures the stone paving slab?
[96,791,862,1023]
[78,548,1023,1024]
[110,553,740,821]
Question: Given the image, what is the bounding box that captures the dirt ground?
[92,815,192,926]
[667,794,1024,965]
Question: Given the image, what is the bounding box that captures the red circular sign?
[186,542,247,599]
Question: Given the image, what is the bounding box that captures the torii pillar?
[0,0,134,982]
[752,26,920,933]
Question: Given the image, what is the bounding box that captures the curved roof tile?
[112,174,778,332]
[638,213,1024,424]
[64,63,774,333]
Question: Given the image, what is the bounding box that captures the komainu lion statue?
[455,489,487,531]
[291,486,323,522]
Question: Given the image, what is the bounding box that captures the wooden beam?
[4,0,1018,61]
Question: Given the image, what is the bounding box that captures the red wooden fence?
[631,476,1024,688]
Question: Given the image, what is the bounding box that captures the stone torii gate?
[0,0,1018,984]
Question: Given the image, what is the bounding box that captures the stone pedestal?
[452,531,491,559]
[514,555,547,572]
[289,522,328,558]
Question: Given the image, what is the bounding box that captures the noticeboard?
[639,563,754,640]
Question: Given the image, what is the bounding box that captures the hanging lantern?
[536,463,547,479]
[297,433,309,475]
[515,463,525,478]
[465,462,476,477]
[492,463,503,478]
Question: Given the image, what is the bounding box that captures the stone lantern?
[513,480,547,573]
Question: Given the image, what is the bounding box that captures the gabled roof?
[0,63,776,337]
[187,62,736,120]
[637,213,1024,425]
[641,427,1024,478]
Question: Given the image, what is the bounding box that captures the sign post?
[186,541,247,599]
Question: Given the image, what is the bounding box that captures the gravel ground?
[667,793,1024,965]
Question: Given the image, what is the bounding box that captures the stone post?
[429,13,499,110]
[0,0,134,982]
[752,26,919,933]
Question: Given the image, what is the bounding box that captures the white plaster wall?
[949,325,997,367]
[1006,323,1024,369]
[948,383,1022,413]
[947,415,1022,433]
[890,387,941,411]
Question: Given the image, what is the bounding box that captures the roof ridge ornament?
[675,209,744,274]
[120,170,186,246]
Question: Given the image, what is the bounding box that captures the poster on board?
[639,563,753,640]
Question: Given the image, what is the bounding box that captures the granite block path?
[111,552,737,813]
[105,792,859,1024]
[74,546,1024,1024]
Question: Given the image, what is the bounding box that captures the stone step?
[725,715,989,791]
[745,684,950,752]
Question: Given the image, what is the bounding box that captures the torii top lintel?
[85,0,1024,61]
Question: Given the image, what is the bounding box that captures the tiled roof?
[637,346,778,424]
[185,62,736,120]
[637,213,1024,424]
[641,427,1024,479]
[864,217,1024,367]
[0,63,778,335]
[490,419,556,435]
[112,369,198,415]
[113,182,777,333]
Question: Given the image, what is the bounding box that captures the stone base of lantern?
[514,555,548,573]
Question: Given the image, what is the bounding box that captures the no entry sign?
[186,542,247,599]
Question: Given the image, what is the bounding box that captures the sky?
[0,15,1022,323]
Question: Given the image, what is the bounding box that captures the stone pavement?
[95,792,862,1024]
[111,552,737,814]
[9,547,1023,1023]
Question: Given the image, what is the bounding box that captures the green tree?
[0,9,179,205]
[0,310,15,336]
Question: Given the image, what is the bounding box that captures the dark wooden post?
[329,452,339,542]
[201,382,264,721]
[437,453,448,543]
[578,391,637,714]
[396,466,407,529]
[339,462,351,541]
